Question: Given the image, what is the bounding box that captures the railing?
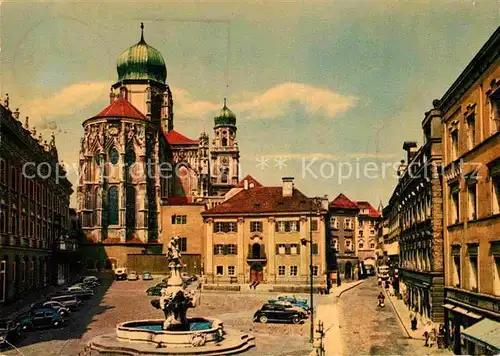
[54,240,77,251]
[247,253,267,261]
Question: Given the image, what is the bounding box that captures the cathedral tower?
[210,99,240,195]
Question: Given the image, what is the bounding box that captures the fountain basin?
[116,317,222,347]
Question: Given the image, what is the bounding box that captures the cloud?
[22,81,109,125]
[38,120,58,131]
[172,82,357,121]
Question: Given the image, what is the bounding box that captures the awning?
[462,318,500,353]
[446,305,483,319]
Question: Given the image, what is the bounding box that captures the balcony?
[247,252,267,262]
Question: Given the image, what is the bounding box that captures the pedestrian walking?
[429,327,437,348]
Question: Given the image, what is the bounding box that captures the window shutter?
[297,243,300,255]
[213,245,218,255]
[312,243,318,255]
[275,244,279,255]
[222,245,228,255]
[275,223,279,232]
[234,244,238,255]
[297,221,300,231]
[285,244,291,255]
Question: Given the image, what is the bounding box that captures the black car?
[253,303,306,324]
[0,318,22,348]
[146,282,168,296]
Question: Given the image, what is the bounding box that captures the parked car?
[83,276,100,284]
[67,285,92,293]
[115,268,127,280]
[31,301,70,317]
[146,283,168,296]
[142,271,153,280]
[67,289,94,300]
[19,308,65,330]
[253,304,306,324]
[0,318,22,348]
[270,301,309,316]
[181,273,197,284]
[268,295,310,312]
[50,294,82,310]
[128,271,139,281]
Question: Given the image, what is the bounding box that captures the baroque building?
[201,177,328,289]
[78,24,240,269]
[440,27,500,355]
[0,96,74,305]
[355,201,381,267]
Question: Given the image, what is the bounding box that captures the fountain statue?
[150,236,197,331]
[84,235,255,355]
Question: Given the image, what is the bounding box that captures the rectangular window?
[178,237,187,252]
[359,230,364,237]
[213,244,224,255]
[467,114,476,149]
[467,184,477,220]
[344,218,353,230]
[345,239,352,251]
[276,221,300,232]
[370,242,375,249]
[290,266,298,276]
[311,219,318,232]
[492,174,500,215]
[469,255,478,292]
[216,266,223,276]
[451,130,459,161]
[226,244,237,255]
[330,217,339,229]
[290,244,298,255]
[312,265,319,276]
[312,243,319,255]
[250,221,262,232]
[451,184,460,224]
[331,238,338,250]
[490,92,500,133]
[214,222,237,233]
[494,256,500,296]
[172,215,187,224]
[277,244,286,255]
[278,265,285,276]
[227,265,235,276]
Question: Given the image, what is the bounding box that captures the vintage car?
[31,301,70,317]
[0,318,22,348]
[146,282,168,296]
[253,303,307,324]
[142,271,153,280]
[268,295,310,312]
[115,268,128,281]
[50,294,82,310]
[19,308,66,330]
[128,271,139,281]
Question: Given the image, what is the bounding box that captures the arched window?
[126,149,136,165]
[109,147,119,165]
[358,240,364,249]
[221,167,228,183]
[222,137,227,147]
[126,186,136,230]
[84,189,92,210]
[108,186,119,225]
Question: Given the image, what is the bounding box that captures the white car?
[128,271,139,281]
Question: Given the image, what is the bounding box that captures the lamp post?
[301,197,322,344]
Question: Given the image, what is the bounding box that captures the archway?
[250,263,264,284]
[345,262,352,280]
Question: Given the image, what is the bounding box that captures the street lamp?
[300,197,322,344]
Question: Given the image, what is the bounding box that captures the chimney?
[282,177,294,197]
[243,179,249,190]
[403,141,418,164]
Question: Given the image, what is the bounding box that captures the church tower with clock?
[210,99,240,196]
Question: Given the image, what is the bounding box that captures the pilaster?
[300,216,308,278]
[205,218,214,277]
[237,217,245,281]
[319,215,326,274]
[268,217,276,281]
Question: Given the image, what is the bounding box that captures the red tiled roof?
[235,175,263,188]
[165,130,199,145]
[355,201,382,218]
[93,98,146,120]
[330,193,359,210]
[202,187,319,215]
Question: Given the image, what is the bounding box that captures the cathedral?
[77,24,240,270]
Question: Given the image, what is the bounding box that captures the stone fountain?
[84,236,255,355]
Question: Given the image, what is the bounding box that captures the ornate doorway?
[250,263,264,284]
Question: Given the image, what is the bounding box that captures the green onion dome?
[214,99,236,127]
[116,23,167,84]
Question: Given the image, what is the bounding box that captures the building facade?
[201,177,328,288]
[440,28,500,355]
[355,201,381,267]
[0,97,73,305]
[78,25,240,270]
[384,104,446,325]
[328,194,360,281]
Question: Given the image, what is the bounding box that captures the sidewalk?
[384,291,426,340]
[315,280,365,355]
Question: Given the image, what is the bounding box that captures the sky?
[1,1,499,209]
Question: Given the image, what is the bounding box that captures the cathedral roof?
[330,193,359,210]
[92,98,146,120]
[116,23,167,84]
[165,130,199,145]
[214,99,236,128]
